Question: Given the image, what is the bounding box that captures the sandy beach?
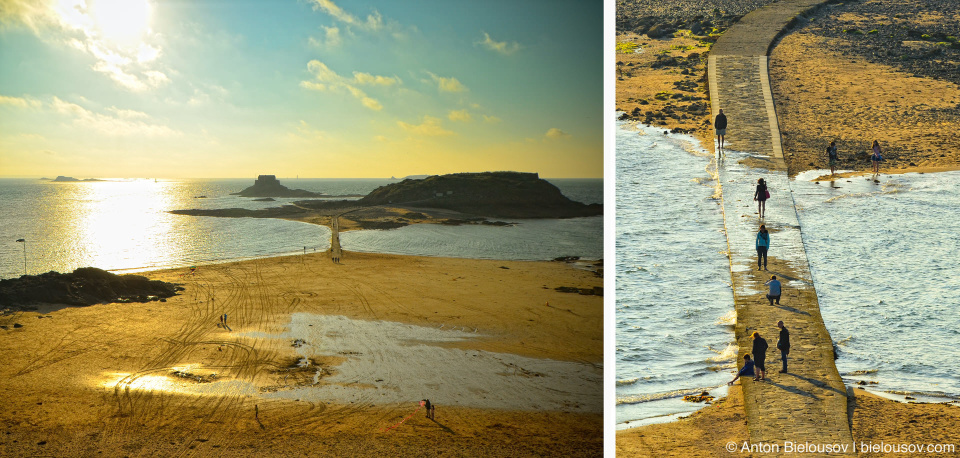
[0,251,602,456]
[616,0,960,453]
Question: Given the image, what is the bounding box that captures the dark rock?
[646,23,676,39]
[0,268,182,309]
[232,175,324,198]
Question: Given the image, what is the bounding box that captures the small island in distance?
[171,171,602,231]
[42,176,104,182]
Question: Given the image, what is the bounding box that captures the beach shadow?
[764,381,819,400]
[772,304,810,316]
[430,418,456,435]
[780,372,847,397]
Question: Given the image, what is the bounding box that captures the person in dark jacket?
[756,225,770,271]
[754,178,768,218]
[728,354,755,385]
[752,332,768,381]
[777,321,790,373]
[715,109,728,154]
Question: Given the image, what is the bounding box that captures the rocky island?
[170,171,602,230]
[232,175,324,198]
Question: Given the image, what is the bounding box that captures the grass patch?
[867,29,878,34]
[843,28,864,35]
[616,42,639,53]
[654,91,673,100]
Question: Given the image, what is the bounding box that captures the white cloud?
[296,120,325,140]
[301,60,400,111]
[482,114,502,124]
[106,106,149,119]
[309,25,342,49]
[1,0,173,91]
[0,94,42,109]
[353,71,401,86]
[397,115,454,137]
[545,128,571,140]
[477,32,521,55]
[424,71,467,93]
[309,0,382,31]
[51,97,179,137]
[448,109,471,122]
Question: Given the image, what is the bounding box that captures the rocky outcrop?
[358,172,602,218]
[0,267,183,309]
[232,175,324,198]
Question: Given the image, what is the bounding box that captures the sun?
[89,0,152,45]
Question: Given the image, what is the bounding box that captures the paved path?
[709,1,856,454]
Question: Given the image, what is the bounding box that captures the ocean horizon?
[0,177,602,279]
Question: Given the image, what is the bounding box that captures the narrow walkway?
[709,0,855,454]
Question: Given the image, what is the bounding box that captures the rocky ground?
[615,1,780,147]
[770,0,960,176]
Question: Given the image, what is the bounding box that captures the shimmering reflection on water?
[791,170,960,401]
[615,121,736,428]
[1,179,330,277]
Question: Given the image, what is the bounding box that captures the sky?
[0,0,603,179]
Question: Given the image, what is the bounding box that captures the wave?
[617,385,723,405]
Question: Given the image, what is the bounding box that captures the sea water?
[615,121,736,428]
[616,118,960,429]
[791,170,960,402]
[0,177,601,279]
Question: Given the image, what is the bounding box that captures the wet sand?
[618,388,960,457]
[0,251,602,456]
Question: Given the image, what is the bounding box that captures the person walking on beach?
[777,320,790,373]
[756,225,770,271]
[715,109,728,154]
[752,332,768,381]
[765,275,781,306]
[754,178,768,218]
[728,354,754,385]
[827,141,839,175]
[871,140,883,174]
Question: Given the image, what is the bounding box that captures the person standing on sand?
[754,178,768,218]
[871,140,883,174]
[752,332,768,381]
[422,399,435,420]
[827,141,839,175]
[728,354,754,385]
[756,225,770,271]
[715,109,728,154]
[765,275,781,306]
[777,321,790,373]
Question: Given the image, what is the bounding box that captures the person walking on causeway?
[754,178,768,218]
[715,109,727,154]
[728,354,755,385]
[756,225,770,271]
[777,320,790,373]
[752,332,768,381]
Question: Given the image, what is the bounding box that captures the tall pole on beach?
[16,238,26,276]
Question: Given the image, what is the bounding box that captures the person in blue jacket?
[756,225,770,271]
[728,354,755,385]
